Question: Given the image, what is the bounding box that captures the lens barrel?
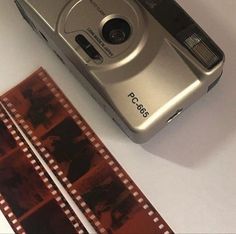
[102,18,131,44]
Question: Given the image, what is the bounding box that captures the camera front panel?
[57,0,148,68]
[15,0,225,142]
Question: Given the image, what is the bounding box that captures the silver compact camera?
[15,0,225,143]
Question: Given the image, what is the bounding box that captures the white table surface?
[0,0,235,233]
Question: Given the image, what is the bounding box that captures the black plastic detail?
[207,73,222,92]
[75,34,103,64]
[137,0,224,69]
[39,31,48,42]
[177,25,222,69]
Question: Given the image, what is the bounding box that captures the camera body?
[15,0,225,143]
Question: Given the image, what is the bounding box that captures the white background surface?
[0,0,236,233]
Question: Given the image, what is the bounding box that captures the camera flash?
[184,33,219,69]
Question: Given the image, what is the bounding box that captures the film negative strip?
[1,67,174,234]
[0,106,88,234]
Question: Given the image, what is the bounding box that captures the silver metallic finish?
[15,0,225,143]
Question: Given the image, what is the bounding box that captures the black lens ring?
[102,18,131,45]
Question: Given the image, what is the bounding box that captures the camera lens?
[102,18,131,44]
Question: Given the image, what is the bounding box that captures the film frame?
[1,67,174,234]
[0,106,88,234]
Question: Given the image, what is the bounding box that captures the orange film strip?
[1,68,174,234]
[0,106,87,234]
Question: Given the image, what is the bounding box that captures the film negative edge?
[0,106,88,234]
[0,103,106,233]
[39,69,173,234]
[0,67,174,234]
[0,194,26,234]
